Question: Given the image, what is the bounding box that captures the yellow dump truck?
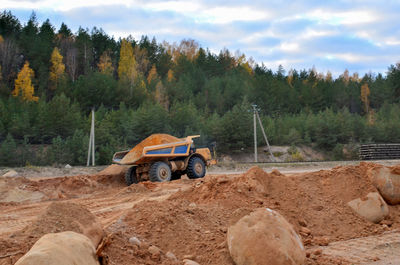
[112,134,215,185]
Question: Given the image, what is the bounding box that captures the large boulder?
[227,208,305,265]
[15,231,99,265]
[368,166,400,205]
[347,192,389,223]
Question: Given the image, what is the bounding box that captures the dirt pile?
[0,177,45,203]
[102,199,234,265]
[2,162,400,265]
[98,164,127,177]
[20,202,104,247]
[0,172,126,203]
[170,164,390,244]
[37,173,125,196]
[101,164,385,265]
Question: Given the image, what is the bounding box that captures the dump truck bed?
[113,134,199,165]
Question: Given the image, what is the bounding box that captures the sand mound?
[169,166,297,203]
[32,174,125,199]
[103,199,235,265]
[20,202,104,247]
[0,177,46,203]
[1,172,126,203]
[98,164,128,176]
[170,164,384,245]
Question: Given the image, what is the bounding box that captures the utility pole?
[252,104,275,163]
[87,108,95,166]
[252,104,258,162]
[256,111,275,162]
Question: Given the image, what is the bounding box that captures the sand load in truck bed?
[116,134,180,165]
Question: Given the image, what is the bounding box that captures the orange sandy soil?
[1,162,400,265]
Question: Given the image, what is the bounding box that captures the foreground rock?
[368,166,400,205]
[15,231,99,265]
[227,208,305,265]
[347,192,389,223]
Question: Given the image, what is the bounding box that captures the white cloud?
[278,42,299,52]
[301,29,338,39]
[2,0,399,75]
[1,0,134,11]
[143,1,201,13]
[198,6,269,24]
[305,9,379,25]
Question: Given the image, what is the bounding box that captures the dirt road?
[1,162,400,264]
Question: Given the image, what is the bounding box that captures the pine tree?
[0,133,17,166]
[0,34,2,81]
[49,47,65,90]
[12,61,38,101]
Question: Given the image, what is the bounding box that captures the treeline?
[1,11,400,166]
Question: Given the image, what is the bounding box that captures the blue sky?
[2,0,400,76]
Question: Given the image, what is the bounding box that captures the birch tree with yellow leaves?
[12,61,38,101]
[155,80,169,110]
[361,83,370,114]
[147,64,158,84]
[49,47,65,90]
[118,39,137,96]
[98,50,114,75]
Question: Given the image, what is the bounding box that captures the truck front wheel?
[187,157,206,179]
[149,161,171,182]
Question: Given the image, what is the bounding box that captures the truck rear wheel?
[149,161,171,182]
[125,166,138,186]
[187,156,206,179]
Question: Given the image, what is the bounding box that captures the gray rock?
[183,259,200,265]
[128,236,141,246]
[165,251,177,261]
[65,164,72,169]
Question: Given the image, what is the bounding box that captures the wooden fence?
[359,144,400,160]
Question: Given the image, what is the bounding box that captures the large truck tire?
[187,156,206,179]
[149,161,171,182]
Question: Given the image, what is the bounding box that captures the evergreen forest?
[1,11,400,166]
